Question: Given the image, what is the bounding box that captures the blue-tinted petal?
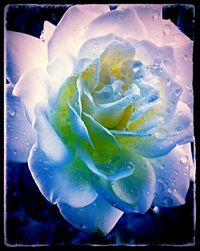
[28,144,97,208]
[150,145,191,207]
[58,196,123,235]
[6,84,35,163]
[33,102,72,163]
[96,156,156,213]
[13,69,51,122]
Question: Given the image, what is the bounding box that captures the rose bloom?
[6,4,195,235]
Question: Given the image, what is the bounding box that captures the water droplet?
[81,225,86,229]
[167,188,173,193]
[176,126,182,132]
[132,60,142,73]
[26,142,30,146]
[174,170,179,175]
[184,54,188,61]
[164,197,173,206]
[175,88,181,96]
[157,180,165,192]
[178,111,183,116]
[153,58,161,67]
[145,190,150,195]
[163,24,171,35]
[14,136,18,140]
[40,31,45,42]
[159,164,165,170]
[180,155,188,164]
[153,206,159,213]
[13,150,17,155]
[9,110,15,116]
[152,10,160,20]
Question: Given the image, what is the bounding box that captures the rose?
[6,4,195,235]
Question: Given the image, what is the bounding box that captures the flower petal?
[6,84,35,162]
[67,103,93,147]
[42,20,56,43]
[78,33,120,60]
[181,143,195,182]
[174,41,194,109]
[48,4,110,60]
[47,53,75,105]
[128,39,176,79]
[85,7,147,42]
[150,145,191,207]
[28,144,97,208]
[96,156,156,213]
[120,101,193,158]
[81,113,134,180]
[58,196,123,235]
[6,31,47,85]
[33,101,72,163]
[13,68,51,122]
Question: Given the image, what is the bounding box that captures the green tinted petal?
[96,156,156,213]
[56,75,81,115]
[81,112,135,180]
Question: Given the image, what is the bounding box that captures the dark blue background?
[5,4,195,246]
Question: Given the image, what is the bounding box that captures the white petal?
[42,20,56,43]
[161,19,192,48]
[6,84,35,162]
[118,4,163,45]
[150,145,191,207]
[174,41,194,109]
[28,144,97,208]
[48,4,110,60]
[6,31,47,85]
[58,196,123,235]
[47,53,75,107]
[13,68,51,122]
[128,39,176,79]
[180,143,196,182]
[78,33,119,60]
[33,102,71,164]
[85,7,147,42]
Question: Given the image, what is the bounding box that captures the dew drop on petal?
[157,180,165,192]
[166,79,171,87]
[167,188,173,194]
[153,206,159,213]
[40,31,45,42]
[163,24,171,35]
[164,197,173,206]
[152,10,160,20]
[9,110,15,116]
[180,155,188,164]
